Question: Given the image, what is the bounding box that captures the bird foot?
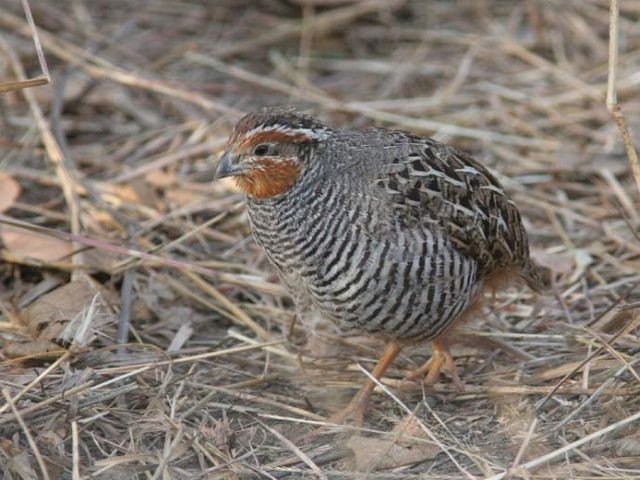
[406,340,465,392]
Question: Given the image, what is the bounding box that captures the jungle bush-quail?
[216,106,543,422]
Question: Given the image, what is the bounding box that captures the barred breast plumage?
[216,106,542,421]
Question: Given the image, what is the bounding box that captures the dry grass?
[1,0,640,478]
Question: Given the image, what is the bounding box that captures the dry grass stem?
[606,0,640,198]
[2,388,51,480]
[487,409,640,480]
[71,420,80,480]
[1,1,639,477]
[0,0,49,93]
[0,350,70,416]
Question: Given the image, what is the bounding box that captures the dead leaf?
[25,277,110,344]
[0,439,38,480]
[346,416,439,472]
[0,225,72,263]
[0,173,21,213]
[167,322,193,352]
[3,277,113,359]
[3,338,62,360]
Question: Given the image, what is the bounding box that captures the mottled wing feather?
[377,134,530,278]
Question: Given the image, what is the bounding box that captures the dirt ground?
[1,1,640,478]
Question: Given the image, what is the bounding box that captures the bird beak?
[215,151,241,179]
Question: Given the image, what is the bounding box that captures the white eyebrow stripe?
[244,124,329,141]
[245,124,290,137]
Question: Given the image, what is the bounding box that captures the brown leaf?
[3,338,62,360]
[0,226,72,263]
[346,416,439,472]
[6,451,38,480]
[4,278,112,359]
[25,277,110,343]
[0,173,21,214]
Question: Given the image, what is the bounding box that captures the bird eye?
[253,144,270,156]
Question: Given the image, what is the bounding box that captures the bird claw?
[406,340,465,392]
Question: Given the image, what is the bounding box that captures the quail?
[216,106,542,422]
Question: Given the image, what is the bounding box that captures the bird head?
[216,107,330,199]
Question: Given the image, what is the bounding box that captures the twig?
[0,381,95,426]
[485,408,640,480]
[116,266,135,346]
[508,417,538,478]
[550,357,640,433]
[216,0,403,59]
[607,0,640,198]
[0,215,287,296]
[21,0,48,80]
[2,388,51,480]
[582,324,640,384]
[181,270,272,341]
[0,35,84,278]
[111,139,226,183]
[0,0,49,93]
[255,417,328,480]
[227,329,297,361]
[0,351,70,416]
[72,421,80,480]
[357,364,478,480]
[94,340,284,375]
[537,288,638,410]
[116,226,136,348]
[192,383,324,421]
[150,425,184,480]
[111,211,229,275]
[188,53,559,149]
[0,10,240,116]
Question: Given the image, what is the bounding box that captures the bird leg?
[328,341,402,426]
[407,338,464,391]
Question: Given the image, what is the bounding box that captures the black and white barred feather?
[227,108,542,341]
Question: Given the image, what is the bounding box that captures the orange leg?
[407,338,464,391]
[328,341,402,426]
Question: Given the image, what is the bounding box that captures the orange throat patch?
[234,159,301,199]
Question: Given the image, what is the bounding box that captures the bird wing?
[373,134,531,278]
